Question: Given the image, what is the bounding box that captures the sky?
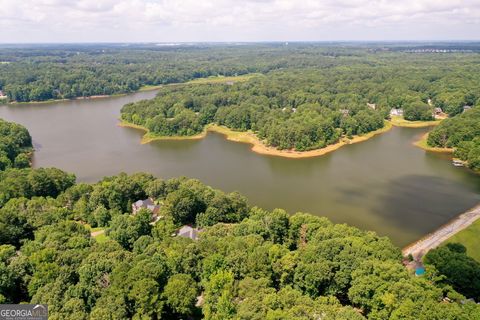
[0,0,479,43]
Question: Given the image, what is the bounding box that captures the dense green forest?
[1,119,480,319]
[0,118,32,170]
[0,44,353,102]
[1,44,479,111]
[121,53,480,151]
[424,243,480,301]
[428,107,480,170]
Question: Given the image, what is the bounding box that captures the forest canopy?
[427,107,480,170]
[0,118,479,319]
[0,118,32,170]
[1,44,479,112]
[2,170,480,319]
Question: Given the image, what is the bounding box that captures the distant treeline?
[121,55,480,151]
[1,44,479,106]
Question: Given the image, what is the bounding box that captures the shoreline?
[118,121,209,143]
[119,120,393,159]
[389,115,442,128]
[402,204,480,260]
[6,93,130,105]
[413,132,454,153]
[4,73,262,106]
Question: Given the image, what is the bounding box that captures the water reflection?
[1,94,479,246]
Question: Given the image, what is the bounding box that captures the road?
[402,204,480,260]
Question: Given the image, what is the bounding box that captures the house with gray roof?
[132,198,161,221]
[177,226,202,241]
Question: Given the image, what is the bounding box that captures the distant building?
[367,103,376,110]
[463,105,472,113]
[225,81,234,85]
[0,90,6,99]
[339,109,350,116]
[177,225,202,241]
[390,108,404,116]
[132,198,161,221]
[434,107,443,115]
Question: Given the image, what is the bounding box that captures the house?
[463,105,472,113]
[339,109,350,116]
[0,90,6,99]
[132,198,161,220]
[225,81,234,86]
[367,103,376,110]
[177,225,202,240]
[390,108,404,116]
[434,107,443,115]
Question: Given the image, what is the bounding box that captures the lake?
[1,90,479,246]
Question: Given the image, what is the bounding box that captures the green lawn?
[139,73,262,92]
[444,219,480,262]
[78,222,109,243]
[93,232,109,243]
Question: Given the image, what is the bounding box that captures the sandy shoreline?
[119,120,393,159]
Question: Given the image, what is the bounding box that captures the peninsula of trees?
[120,52,479,152]
[427,107,480,170]
[1,118,479,319]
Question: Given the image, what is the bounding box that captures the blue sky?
[0,0,479,42]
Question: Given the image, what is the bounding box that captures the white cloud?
[0,0,478,42]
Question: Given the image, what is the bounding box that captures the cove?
[1,90,479,246]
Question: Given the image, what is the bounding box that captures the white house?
[390,108,404,116]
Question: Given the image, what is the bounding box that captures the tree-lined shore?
[1,117,480,319]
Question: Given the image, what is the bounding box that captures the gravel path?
[91,229,105,237]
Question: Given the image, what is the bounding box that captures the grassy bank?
[186,73,262,84]
[444,218,480,262]
[121,120,393,159]
[413,133,454,153]
[389,115,442,128]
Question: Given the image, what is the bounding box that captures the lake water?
[1,90,479,246]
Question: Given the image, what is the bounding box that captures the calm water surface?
[1,91,479,246]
